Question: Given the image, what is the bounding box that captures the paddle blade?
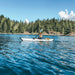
[40,29,43,32]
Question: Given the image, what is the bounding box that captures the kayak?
[21,38,54,41]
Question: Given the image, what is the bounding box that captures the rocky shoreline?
[0,32,75,36]
[66,32,75,36]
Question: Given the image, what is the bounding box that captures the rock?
[66,32,75,36]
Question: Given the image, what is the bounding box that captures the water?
[0,34,75,75]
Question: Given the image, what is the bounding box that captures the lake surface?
[0,34,75,75]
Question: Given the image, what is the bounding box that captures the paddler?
[38,29,43,39]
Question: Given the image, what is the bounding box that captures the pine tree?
[62,27,65,34]
[2,22,7,33]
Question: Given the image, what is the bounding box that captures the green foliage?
[0,15,75,35]
[2,22,7,33]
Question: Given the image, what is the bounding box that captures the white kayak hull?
[21,38,54,41]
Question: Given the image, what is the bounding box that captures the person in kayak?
[33,29,43,39]
[38,32,43,39]
[38,29,43,39]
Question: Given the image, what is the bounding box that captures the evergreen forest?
[0,15,75,35]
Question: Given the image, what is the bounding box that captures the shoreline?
[0,33,75,36]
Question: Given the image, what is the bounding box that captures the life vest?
[39,32,42,38]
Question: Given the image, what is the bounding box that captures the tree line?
[0,15,75,35]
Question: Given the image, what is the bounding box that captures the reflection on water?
[0,34,75,75]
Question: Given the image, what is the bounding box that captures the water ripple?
[0,34,75,75]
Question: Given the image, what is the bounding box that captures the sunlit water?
[0,34,75,75]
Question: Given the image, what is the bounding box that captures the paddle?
[40,29,43,33]
[33,34,38,39]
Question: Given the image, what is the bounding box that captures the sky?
[0,0,75,22]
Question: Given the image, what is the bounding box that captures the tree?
[18,22,24,33]
[0,23,2,32]
[2,22,7,33]
[6,19,11,33]
[62,27,65,34]
[73,24,75,32]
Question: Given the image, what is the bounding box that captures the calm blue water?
[0,34,75,75]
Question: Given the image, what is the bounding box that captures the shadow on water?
[0,34,75,75]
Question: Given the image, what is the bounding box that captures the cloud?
[58,9,75,21]
[24,19,29,24]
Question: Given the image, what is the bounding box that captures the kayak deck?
[21,38,54,41]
